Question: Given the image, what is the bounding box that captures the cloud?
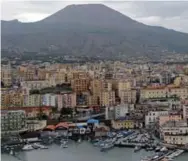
[15,13,50,22]
[1,1,188,33]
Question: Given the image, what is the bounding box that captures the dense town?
[1,59,188,161]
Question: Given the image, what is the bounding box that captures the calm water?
[2,142,188,161]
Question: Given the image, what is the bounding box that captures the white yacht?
[33,143,48,149]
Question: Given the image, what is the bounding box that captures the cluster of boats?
[165,149,184,160]
[22,143,48,151]
[141,149,184,161]
[60,138,69,148]
[91,130,161,153]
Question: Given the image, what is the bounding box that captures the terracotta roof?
[55,122,69,129]
[44,125,55,131]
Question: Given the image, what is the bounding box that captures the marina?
[2,128,188,161]
[1,142,188,161]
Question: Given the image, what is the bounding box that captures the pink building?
[57,95,63,111]
[57,93,76,110]
[62,93,76,108]
[183,105,188,120]
[159,114,182,126]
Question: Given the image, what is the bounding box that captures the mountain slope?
[2,4,188,56]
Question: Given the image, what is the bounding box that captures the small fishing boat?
[146,146,153,151]
[78,138,82,143]
[134,146,141,152]
[160,146,168,152]
[10,150,13,155]
[155,146,161,152]
[32,143,48,149]
[100,143,114,152]
[62,144,68,148]
[22,144,33,151]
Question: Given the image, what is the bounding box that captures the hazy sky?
[1,0,188,33]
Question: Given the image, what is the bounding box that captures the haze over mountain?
[2,4,188,57]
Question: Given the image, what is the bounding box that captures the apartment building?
[23,94,42,107]
[169,87,188,99]
[90,79,103,96]
[118,81,132,91]
[88,95,99,106]
[114,104,129,119]
[1,62,12,87]
[162,120,188,145]
[183,105,188,120]
[111,120,134,129]
[100,91,115,106]
[119,89,137,104]
[1,89,24,107]
[140,87,168,101]
[1,110,27,136]
[21,80,50,90]
[71,78,90,93]
[42,94,56,107]
[90,79,112,96]
[57,93,76,110]
[7,106,52,118]
[145,110,169,128]
[158,114,182,126]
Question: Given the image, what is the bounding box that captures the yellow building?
[90,79,103,96]
[90,79,112,96]
[19,66,36,81]
[164,135,188,145]
[100,91,115,106]
[118,81,131,91]
[173,77,181,86]
[119,89,137,104]
[103,81,112,91]
[140,86,167,101]
[112,120,134,129]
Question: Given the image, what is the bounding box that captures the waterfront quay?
[2,142,188,161]
[1,120,188,161]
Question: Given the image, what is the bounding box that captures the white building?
[114,104,129,119]
[20,80,50,90]
[105,106,114,120]
[145,111,169,128]
[42,94,56,107]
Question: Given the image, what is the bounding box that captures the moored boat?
[134,146,141,152]
[100,143,114,152]
[22,144,34,151]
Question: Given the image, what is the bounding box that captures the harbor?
[2,141,188,161]
[1,128,188,161]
